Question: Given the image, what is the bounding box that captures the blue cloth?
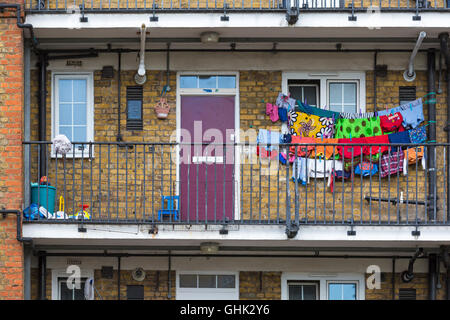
[280,133,292,144]
[408,126,427,144]
[278,107,288,122]
[355,162,378,176]
[257,129,280,152]
[292,157,307,185]
[388,131,411,152]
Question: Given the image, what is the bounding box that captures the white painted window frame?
[51,268,94,300]
[286,280,320,300]
[176,71,241,221]
[176,270,240,300]
[327,80,359,113]
[326,279,360,300]
[51,72,94,158]
[282,71,366,113]
[281,272,365,300]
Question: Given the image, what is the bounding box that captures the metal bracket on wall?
[347,225,356,236]
[78,225,87,233]
[221,3,230,21]
[150,4,159,22]
[79,5,88,23]
[412,226,421,236]
[348,4,357,21]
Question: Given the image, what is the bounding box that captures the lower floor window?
[177,272,239,300]
[288,281,319,300]
[58,277,87,300]
[327,282,357,300]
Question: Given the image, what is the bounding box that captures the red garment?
[380,112,405,134]
[257,146,278,159]
[337,137,366,159]
[363,135,390,156]
[289,136,315,157]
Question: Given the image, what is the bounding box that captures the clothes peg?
[410,103,413,111]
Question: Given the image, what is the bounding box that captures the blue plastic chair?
[158,196,179,221]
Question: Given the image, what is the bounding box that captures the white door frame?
[175,72,241,221]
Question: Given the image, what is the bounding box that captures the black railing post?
[427,49,437,222]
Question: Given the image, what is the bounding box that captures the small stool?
[158,196,179,221]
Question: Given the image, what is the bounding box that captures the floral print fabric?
[289,110,335,138]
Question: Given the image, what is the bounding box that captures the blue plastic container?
[31,183,56,214]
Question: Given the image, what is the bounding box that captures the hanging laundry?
[309,138,339,160]
[328,169,353,193]
[257,129,280,159]
[334,117,382,139]
[355,162,378,176]
[363,135,390,161]
[379,112,405,134]
[292,158,343,184]
[296,100,341,119]
[265,103,279,123]
[387,130,411,152]
[378,98,424,129]
[379,150,404,178]
[289,110,334,138]
[403,146,426,175]
[289,135,316,157]
[278,107,288,122]
[292,157,308,185]
[340,111,376,119]
[280,133,292,144]
[408,125,427,144]
[276,93,296,110]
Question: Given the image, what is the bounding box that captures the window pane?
[329,104,342,113]
[343,83,356,104]
[343,104,357,113]
[198,275,216,288]
[73,103,87,125]
[59,79,72,103]
[328,283,357,300]
[198,76,216,88]
[59,103,72,125]
[73,79,87,102]
[73,126,87,142]
[302,285,317,300]
[329,83,342,105]
[303,87,317,106]
[289,86,304,102]
[217,275,235,288]
[180,76,197,88]
[59,126,72,141]
[59,278,86,300]
[218,76,236,88]
[288,285,303,300]
[180,274,197,288]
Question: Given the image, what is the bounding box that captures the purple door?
[180,96,235,222]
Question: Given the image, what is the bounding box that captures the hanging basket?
[154,97,171,119]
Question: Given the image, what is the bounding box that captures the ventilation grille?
[399,86,416,105]
[399,288,417,300]
[126,86,143,131]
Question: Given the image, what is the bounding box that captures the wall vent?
[399,288,417,300]
[399,86,416,105]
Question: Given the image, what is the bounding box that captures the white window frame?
[281,272,365,300]
[176,271,239,300]
[288,83,320,107]
[51,268,94,300]
[282,71,366,113]
[51,72,94,158]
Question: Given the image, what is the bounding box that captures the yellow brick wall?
[239,271,282,299]
[28,69,448,223]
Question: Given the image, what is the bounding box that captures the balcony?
[22,141,450,230]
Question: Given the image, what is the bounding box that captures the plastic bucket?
[31,183,56,214]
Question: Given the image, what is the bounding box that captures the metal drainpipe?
[167,251,172,299]
[427,49,437,221]
[373,51,378,111]
[429,253,438,300]
[117,52,123,142]
[38,53,47,176]
[392,257,396,300]
[38,251,46,300]
[439,33,450,222]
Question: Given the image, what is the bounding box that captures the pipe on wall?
[429,253,438,300]
[117,52,123,142]
[427,49,437,221]
[373,51,378,111]
[38,53,47,177]
[404,31,427,82]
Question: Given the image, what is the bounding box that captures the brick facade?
[0,2,24,300]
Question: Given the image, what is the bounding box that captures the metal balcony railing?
[24,0,450,13]
[22,141,450,227]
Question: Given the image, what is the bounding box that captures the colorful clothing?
[296,101,341,119]
[289,110,334,138]
[387,131,411,152]
[289,135,315,157]
[278,107,288,122]
[309,138,339,160]
[340,112,376,119]
[378,98,424,129]
[408,126,427,144]
[334,117,382,139]
[265,103,279,123]
[380,112,405,134]
[364,135,390,161]
[276,93,296,110]
[380,150,404,178]
[355,162,378,176]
